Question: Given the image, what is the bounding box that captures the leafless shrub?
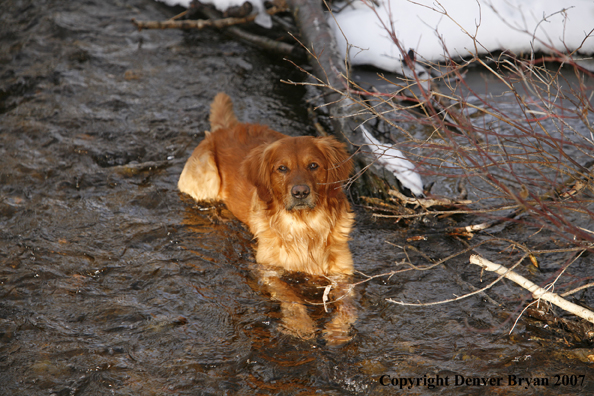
[293,0,594,331]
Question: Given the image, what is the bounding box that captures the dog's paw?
[279,318,316,340]
[322,320,353,346]
[278,304,316,340]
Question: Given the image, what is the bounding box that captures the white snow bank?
[329,0,594,73]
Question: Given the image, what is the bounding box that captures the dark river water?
[1,0,594,395]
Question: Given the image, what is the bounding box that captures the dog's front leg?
[322,276,357,346]
[258,269,316,340]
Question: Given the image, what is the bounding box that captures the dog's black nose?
[291,184,310,199]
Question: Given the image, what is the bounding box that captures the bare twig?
[386,254,530,307]
[561,282,594,297]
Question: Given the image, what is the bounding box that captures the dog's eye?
[277,165,288,173]
[309,163,319,170]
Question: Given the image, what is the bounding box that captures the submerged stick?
[469,254,594,324]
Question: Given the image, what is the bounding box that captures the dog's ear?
[316,137,352,197]
[244,145,274,204]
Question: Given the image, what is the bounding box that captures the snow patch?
[329,0,594,73]
[361,125,424,197]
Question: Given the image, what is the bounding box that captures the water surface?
[1,1,593,395]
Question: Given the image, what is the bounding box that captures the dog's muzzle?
[287,184,315,210]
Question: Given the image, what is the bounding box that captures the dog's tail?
[209,93,238,132]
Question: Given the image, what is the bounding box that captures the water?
[1,0,593,395]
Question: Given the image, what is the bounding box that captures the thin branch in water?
[562,282,594,297]
[387,254,529,307]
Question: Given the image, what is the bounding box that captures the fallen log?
[286,0,404,197]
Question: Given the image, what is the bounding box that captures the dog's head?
[245,136,352,210]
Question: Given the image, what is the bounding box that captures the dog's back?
[177,93,237,202]
[178,93,282,208]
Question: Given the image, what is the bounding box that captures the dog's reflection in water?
[255,267,356,345]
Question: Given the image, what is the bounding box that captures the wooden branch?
[286,0,354,142]
[131,6,287,31]
[198,5,303,58]
[446,206,525,238]
[448,160,594,238]
[132,15,258,30]
[227,26,298,56]
[388,188,472,208]
[469,254,594,324]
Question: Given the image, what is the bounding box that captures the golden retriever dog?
[178,93,356,344]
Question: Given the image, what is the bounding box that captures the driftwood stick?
[132,15,257,30]
[446,206,525,238]
[469,254,594,324]
[388,188,472,208]
[227,26,298,56]
[197,5,303,58]
[168,9,189,21]
[131,6,287,31]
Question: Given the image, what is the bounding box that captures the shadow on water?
[1,0,594,395]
